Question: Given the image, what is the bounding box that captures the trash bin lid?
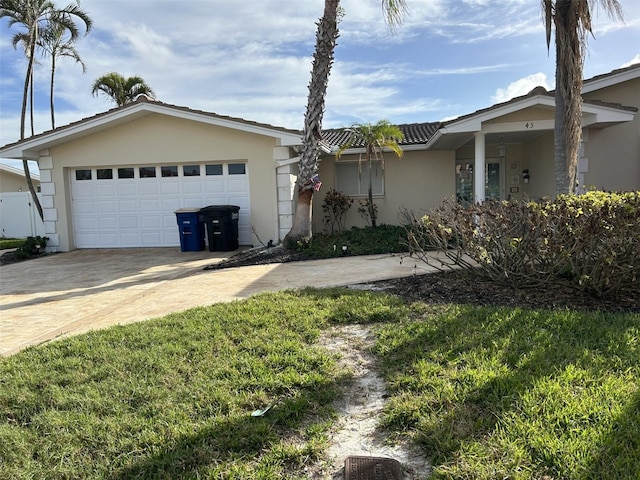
[200,205,240,212]
[175,208,202,213]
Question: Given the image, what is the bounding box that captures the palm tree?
[39,17,87,129]
[91,72,156,107]
[1,0,92,222]
[285,0,407,244]
[335,120,404,228]
[542,0,623,195]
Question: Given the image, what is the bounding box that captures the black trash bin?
[200,205,240,252]
[175,208,205,252]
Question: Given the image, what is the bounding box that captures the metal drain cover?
[344,456,402,479]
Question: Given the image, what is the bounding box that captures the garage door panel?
[98,200,116,213]
[118,183,138,195]
[142,232,163,245]
[162,198,182,211]
[119,216,139,229]
[95,184,117,197]
[228,179,248,192]
[183,182,203,194]
[160,182,181,195]
[100,217,119,230]
[120,233,141,246]
[139,183,158,195]
[119,200,137,211]
[72,163,250,249]
[140,199,160,211]
[73,201,95,214]
[205,180,226,193]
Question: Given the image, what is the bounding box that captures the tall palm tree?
[542,0,623,195]
[335,120,404,228]
[91,72,155,106]
[1,0,92,221]
[285,0,407,244]
[39,17,87,129]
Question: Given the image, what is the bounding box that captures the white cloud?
[622,54,640,68]
[492,72,551,103]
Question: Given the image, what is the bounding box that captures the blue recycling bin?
[175,208,205,252]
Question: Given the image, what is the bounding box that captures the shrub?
[322,189,353,234]
[405,192,640,298]
[14,236,49,260]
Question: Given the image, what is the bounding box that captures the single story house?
[0,63,637,252]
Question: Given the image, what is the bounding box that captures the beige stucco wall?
[583,77,640,191]
[313,149,455,233]
[520,132,555,200]
[47,113,282,251]
[0,169,40,192]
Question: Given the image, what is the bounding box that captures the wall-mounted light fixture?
[522,169,530,183]
[498,141,506,157]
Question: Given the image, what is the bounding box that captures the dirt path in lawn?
[309,323,431,479]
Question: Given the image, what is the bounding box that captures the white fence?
[0,192,45,238]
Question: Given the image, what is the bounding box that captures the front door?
[456,158,504,203]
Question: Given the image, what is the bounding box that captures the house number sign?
[525,122,535,129]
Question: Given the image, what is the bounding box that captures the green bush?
[405,192,640,298]
[296,224,407,258]
[14,236,49,260]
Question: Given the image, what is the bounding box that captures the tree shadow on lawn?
[110,392,330,479]
[377,304,640,477]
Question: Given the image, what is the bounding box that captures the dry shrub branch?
[403,191,640,298]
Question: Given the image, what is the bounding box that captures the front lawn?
[1,289,638,479]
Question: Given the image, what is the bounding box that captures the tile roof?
[320,122,443,147]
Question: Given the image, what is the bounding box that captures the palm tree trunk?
[554,0,583,195]
[50,56,56,129]
[285,0,340,245]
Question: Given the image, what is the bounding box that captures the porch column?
[474,132,485,203]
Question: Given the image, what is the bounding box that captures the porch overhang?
[425,92,636,151]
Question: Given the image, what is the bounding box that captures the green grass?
[0,289,408,480]
[1,289,638,479]
[375,304,640,479]
[0,238,25,250]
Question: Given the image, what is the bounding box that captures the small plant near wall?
[322,189,353,234]
[15,236,49,260]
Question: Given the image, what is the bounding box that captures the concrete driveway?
[1,248,436,356]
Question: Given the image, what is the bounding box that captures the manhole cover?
[344,456,402,479]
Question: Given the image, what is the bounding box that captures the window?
[161,166,178,177]
[97,168,113,180]
[183,165,200,176]
[206,164,223,176]
[118,168,135,179]
[139,166,156,178]
[335,161,383,196]
[75,169,92,180]
[228,163,246,175]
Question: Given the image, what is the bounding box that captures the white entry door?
[70,163,250,248]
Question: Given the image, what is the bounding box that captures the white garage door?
[70,163,250,248]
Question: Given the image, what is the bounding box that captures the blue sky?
[1,0,639,172]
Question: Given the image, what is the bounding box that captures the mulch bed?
[373,270,639,313]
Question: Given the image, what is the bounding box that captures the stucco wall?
[583,77,640,191]
[0,169,40,193]
[313,149,455,233]
[47,113,281,251]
